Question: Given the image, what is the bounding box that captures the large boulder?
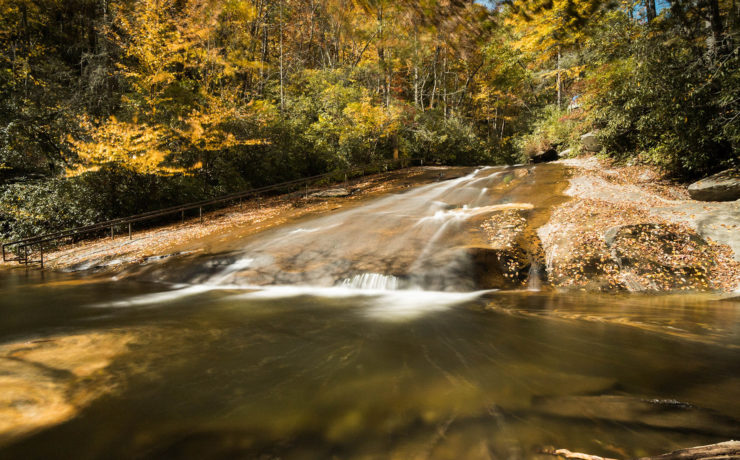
[580,131,602,152]
[603,223,712,291]
[529,147,558,163]
[688,169,740,201]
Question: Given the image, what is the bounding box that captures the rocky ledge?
[538,157,740,292]
[688,168,740,202]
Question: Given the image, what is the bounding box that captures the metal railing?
[2,157,424,268]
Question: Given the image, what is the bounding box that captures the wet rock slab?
[688,168,740,201]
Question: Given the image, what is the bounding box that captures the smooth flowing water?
[1,165,739,459]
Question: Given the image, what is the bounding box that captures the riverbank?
[540,156,740,293]
[3,157,739,293]
[1,166,473,274]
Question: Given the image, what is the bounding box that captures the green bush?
[405,110,492,165]
[584,13,739,178]
[0,164,205,243]
[518,105,585,162]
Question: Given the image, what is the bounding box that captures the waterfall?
[144,165,544,295]
[341,273,403,291]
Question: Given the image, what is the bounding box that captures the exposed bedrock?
[543,222,719,292]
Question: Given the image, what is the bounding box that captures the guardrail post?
[181,210,185,224]
[129,223,132,240]
[199,207,203,224]
[111,226,114,239]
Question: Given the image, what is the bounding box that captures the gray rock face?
[580,131,602,152]
[688,169,740,202]
[558,148,572,158]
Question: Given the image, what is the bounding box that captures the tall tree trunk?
[707,0,725,54]
[442,52,448,118]
[646,0,657,21]
[377,3,387,106]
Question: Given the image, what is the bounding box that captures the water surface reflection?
[0,270,738,459]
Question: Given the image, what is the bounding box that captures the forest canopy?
[1,0,738,240]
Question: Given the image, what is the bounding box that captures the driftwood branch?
[541,441,740,460]
[638,440,740,460]
[541,447,617,460]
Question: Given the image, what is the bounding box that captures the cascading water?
[341,273,403,290]
[100,165,553,312]
[183,167,535,293]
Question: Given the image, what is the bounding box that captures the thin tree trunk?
[377,3,386,105]
[557,47,562,110]
[430,44,439,110]
[413,27,419,108]
[443,52,448,117]
[279,0,284,112]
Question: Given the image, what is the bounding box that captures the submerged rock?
[688,168,740,201]
[532,394,740,437]
[0,331,136,446]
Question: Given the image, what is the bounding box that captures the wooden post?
[2,244,5,263]
[129,223,132,240]
[24,245,28,266]
[181,210,184,224]
[199,207,203,224]
[111,226,114,239]
[39,243,43,269]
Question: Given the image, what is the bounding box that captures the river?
[1,165,739,459]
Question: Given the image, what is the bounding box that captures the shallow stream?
[1,165,738,459]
